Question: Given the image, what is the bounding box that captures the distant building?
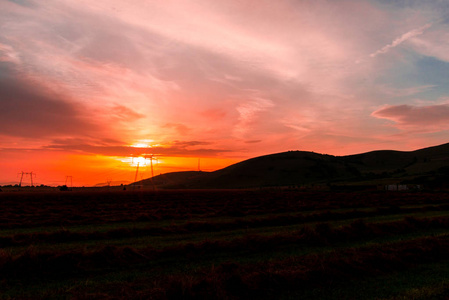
[383,184,422,191]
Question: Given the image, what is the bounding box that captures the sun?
[119,156,147,167]
[131,156,147,166]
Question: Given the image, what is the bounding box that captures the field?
[1,189,449,299]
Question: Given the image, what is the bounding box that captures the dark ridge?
[134,142,449,189]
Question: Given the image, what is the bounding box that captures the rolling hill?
[134,143,449,189]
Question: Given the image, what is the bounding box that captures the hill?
[134,143,449,189]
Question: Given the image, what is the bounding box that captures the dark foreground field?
[1,189,449,299]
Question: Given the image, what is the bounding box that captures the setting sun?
[130,157,148,167]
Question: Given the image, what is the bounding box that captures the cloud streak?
[370,23,432,57]
[372,104,449,132]
[41,140,230,157]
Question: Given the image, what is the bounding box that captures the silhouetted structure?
[18,171,36,187]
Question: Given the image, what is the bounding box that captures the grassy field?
[1,189,449,299]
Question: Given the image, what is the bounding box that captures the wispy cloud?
[41,140,229,157]
[0,43,20,63]
[408,23,449,63]
[379,85,436,97]
[370,23,432,57]
[162,123,191,136]
[234,97,275,138]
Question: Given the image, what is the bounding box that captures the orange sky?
[2,0,449,186]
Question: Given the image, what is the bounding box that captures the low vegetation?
[1,189,449,299]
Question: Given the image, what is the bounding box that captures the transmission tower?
[133,160,141,183]
[131,153,160,190]
[145,154,158,178]
[132,156,145,190]
[18,171,24,187]
[18,171,36,187]
[65,176,73,190]
[30,172,35,186]
[144,154,159,190]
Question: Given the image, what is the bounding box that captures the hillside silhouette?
[135,143,449,189]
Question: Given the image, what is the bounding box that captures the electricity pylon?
[18,171,36,187]
[65,176,73,189]
[145,154,158,178]
[144,154,159,190]
[132,156,146,190]
[18,171,24,187]
[134,161,140,183]
[132,153,160,190]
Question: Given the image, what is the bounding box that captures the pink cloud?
[372,104,449,132]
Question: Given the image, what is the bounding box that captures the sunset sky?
[2,0,449,186]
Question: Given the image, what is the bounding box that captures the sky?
[2,0,449,186]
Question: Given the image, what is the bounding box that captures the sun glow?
[130,139,154,148]
[119,156,148,167]
[132,157,147,166]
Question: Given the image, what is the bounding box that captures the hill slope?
[135,143,449,189]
